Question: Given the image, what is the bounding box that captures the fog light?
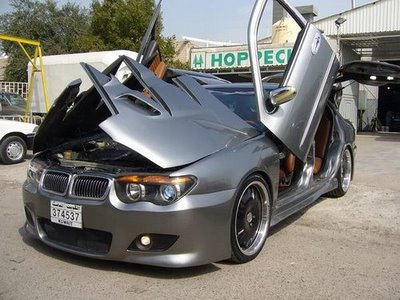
[140,235,151,246]
[126,183,144,201]
[128,234,179,252]
[160,184,179,202]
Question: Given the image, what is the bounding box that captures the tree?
[0,0,90,81]
[0,0,186,82]
[77,0,176,64]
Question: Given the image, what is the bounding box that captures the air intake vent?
[71,176,110,200]
[42,171,70,195]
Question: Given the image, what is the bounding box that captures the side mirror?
[269,86,297,106]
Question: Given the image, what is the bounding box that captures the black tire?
[0,136,27,164]
[230,174,271,263]
[326,147,352,198]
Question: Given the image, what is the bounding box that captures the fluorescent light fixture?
[335,17,347,26]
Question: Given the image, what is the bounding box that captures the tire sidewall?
[0,136,27,164]
[230,174,271,263]
[338,148,352,194]
[327,147,353,197]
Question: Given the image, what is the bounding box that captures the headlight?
[27,159,45,184]
[126,183,145,201]
[115,175,196,205]
[160,184,178,202]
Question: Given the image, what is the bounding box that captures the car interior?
[313,112,332,175]
[278,107,333,189]
[143,43,167,80]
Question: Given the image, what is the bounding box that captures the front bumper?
[22,180,235,267]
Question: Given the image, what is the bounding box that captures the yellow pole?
[24,47,38,121]
[0,34,50,120]
[37,46,50,112]
[17,42,36,67]
[0,34,40,46]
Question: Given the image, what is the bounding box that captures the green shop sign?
[191,47,292,70]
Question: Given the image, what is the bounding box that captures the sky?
[0,0,375,43]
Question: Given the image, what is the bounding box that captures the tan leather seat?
[279,152,295,186]
[148,54,167,79]
[313,115,331,174]
[282,152,296,175]
[143,54,167,98]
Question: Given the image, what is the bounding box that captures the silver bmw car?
[22,0,399,267]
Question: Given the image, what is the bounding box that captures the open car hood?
[336,61,400,86]
[34,56,258,169]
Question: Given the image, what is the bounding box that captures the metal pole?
[25,48,38,122]
[38,46,50,112]
[352,0,356,9]
[336,24,341,64]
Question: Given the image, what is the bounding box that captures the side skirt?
[270,177,338,226]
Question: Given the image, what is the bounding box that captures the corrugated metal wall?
[338,45,360,130]
[314,0,400,36]
[358,86,379,130]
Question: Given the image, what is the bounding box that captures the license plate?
[50,200,82,229]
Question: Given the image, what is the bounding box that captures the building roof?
[314,0,400,59]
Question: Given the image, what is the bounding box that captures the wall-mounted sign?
[191,45,293,70]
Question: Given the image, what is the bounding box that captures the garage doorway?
[378,60,400,132]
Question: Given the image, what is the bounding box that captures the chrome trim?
[234,180,270,256]
[269,86,297,106]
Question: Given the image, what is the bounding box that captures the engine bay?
[37,134,166,174]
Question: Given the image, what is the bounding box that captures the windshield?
[207,85,273,131]
[210,89,258,123]
[7,93,26,107]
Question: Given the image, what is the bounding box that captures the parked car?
[0,91,26,116]
[0,119,37,164]
[22,0,400,267]
[390,112,400,132]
